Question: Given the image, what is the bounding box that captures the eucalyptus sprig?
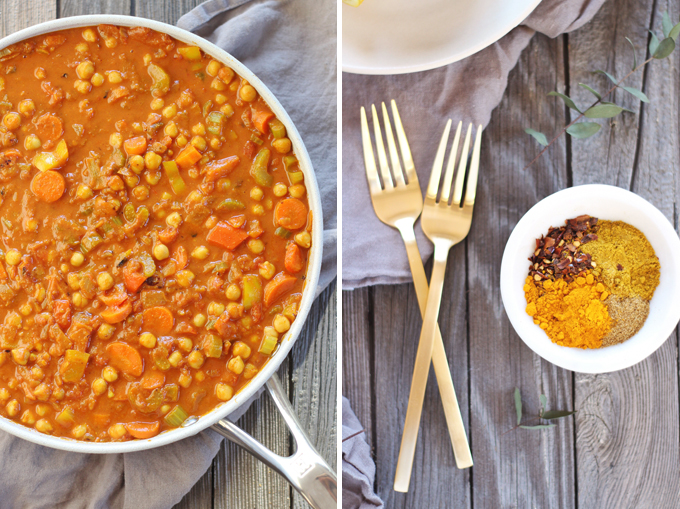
[524,12,680,171]
[504,387,575,433]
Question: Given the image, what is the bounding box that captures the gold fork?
[394,120,482,492]
[360,101,473,477]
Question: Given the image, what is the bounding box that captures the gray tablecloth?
[342,0,606,290]
[0,1,336,508]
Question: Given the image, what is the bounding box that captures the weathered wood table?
[0,2,337,508]
[343,0,680,507]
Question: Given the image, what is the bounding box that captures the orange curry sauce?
[0,26,311,441]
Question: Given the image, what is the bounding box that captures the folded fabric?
[341,0,607,290]
[0,1,337,508]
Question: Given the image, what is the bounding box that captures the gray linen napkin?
[342,0,607,289]
[0,1,336,508]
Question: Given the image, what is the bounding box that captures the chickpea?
[108,71,123,84]
[252,204,265,216]
[109,133,122,148]
[35,419,53,434]
[166,212,183,228]
[243,363,258,380]
[178,337,193,353]
[150,98,165,110]
[2,112,21,131]
[102,366,118,382]
[139,332,157,349]
[18,99,35,117]
[22,135,40,151]
[204,216,218,229]
[206,60,222,77]
[72,424,87,439]
[33,383,50,401]
[0,388,9,401]
[71,252,85,267]
[74,80,92,95]
[143,53,152,65]
[178,373,192,388]
[108,424,127,439]
[5,249,21,266]
[145,151,162,171]
[72,292,86,308]
[273,183,288,197]
[225,284,241,301]
[232,342,251,359]
[190,136,207,152]
[239,84,257,102]
[128,154,145,174]
[76,61,95,80]
[191,123,206,136]
[250,186,264,201]
[294,231,312,249]
[162,104,177,119]
[6,400,20,417]
[176,135,188,147]
[132,185,149,200]
[75,42,89,54]
[108,175,125,191]
[187,350,205,369]
[35,404,50,417]
[19,303,32,316]
[228,356,245,374]
[193,313,207,328]
[176,270,195,288]
[259,261,276,280]
[191,245,209,260]
[273,314,291,334]
[76,184,93,200]
[263,326,279,339]
[82,28,97,42]
[153,243,170,260]
[92,378,107,396]
[98,323,115,340]
[34,67,46,79]
[226,302,244,320]
[91,73,104,87]
[207,302,225,316]
[168,351,182,367]
[247,239,265,254]
[97,272,114,291]
[210,78,226,91]
[21,410,36,425]
[272,137,292,154]
[215,383,233,401]
[289,185,306,198]
[215,93,227,105]
[164,122,179,137]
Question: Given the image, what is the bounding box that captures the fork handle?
[398,225,472,471]
[394,244,451,493]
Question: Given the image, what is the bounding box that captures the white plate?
[342,0,542,75]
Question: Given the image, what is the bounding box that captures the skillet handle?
[210,373,337,509]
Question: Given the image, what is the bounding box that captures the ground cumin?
[601,295,649,347]
[580,220,660,300]
[524,272,611,349]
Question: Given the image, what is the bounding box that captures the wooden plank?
[133,0,203,26]
[341,287,374,447]
[467,31,576,508]
[0,0,56,37]
[372,278,470,508]
[59,0,130,17]
[570,1,680,507]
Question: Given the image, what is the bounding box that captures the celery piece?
[178,46,202,61]
[123,203,136,223]
[206,111,225,135]
[215,198,245,211]
[202,334,223,358]
[162,383,180,402]
[111,216,123,226]
[268,119,286,139]
[283,155,298,171]
[80,232,103,254]
[55,407,76,427]
[259,335,278,355]
[250,148,272,187]
[136,206,150,226]
[60,350,90,382]
[274,227,291,239]
[289,171,304,185]
[138,251,156,278]
[164,404,189,427]
[148,63,170,97]
[128,385,163,413]
[163,161,187,195]
[202,100,213,118]
[250,134,263,146]
[242,275,263,310]
[152,345,171,371]
[32,139,69,172]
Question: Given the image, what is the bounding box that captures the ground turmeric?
[524,272,611,349]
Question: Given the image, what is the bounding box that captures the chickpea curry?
[0,26,312,441]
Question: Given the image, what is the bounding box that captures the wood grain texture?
[0,0,56,37]
[133,0,204,25]
[59,0,131,17]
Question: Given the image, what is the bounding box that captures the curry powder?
[524,272,611,349]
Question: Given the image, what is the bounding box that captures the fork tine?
[439,121,462,204]
[452,123,473,207]
[464,125,483,206]
[381,102,406,187]
[390,100,417,185]
[371,104,394,190]
[360,106,383,195]
[425,119,452,202]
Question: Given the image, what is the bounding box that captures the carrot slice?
[34,113,63,149]
[142,306,174,334]
[252,109,275,135]
[140,370,165,390]
[124,136,148,155]
[123,262,147,293]
[30,170,65,203]
[207,222,249,251]
[284,243,304,274]
[101,301,133,324]
[99,284,128,307]
[204,156,240,182]
[106,342,143,377]
[175,145,202,169]
[125,421,161,439]
[263,272,298,307]
[274,198,307,230]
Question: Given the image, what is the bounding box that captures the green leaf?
[649,30,660,55]
[566,122,601,139]
[670,23,680,42]
[662,12,673,37]
[525,128,549,146]
[654,37,675,59]
[625,37,637,69]
[584,103,625,118]
[520,424,556,430]
[514,387,522,426]
[578,83,601,99]
[621,86,650,103]
[547,91,581,112]
[542,410,576,420]
[539,394,547,416]
[593,70,618,85]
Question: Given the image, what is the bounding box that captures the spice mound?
[524,215,660,348]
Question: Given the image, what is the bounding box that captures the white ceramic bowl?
[500,185,680,373]
[0,15,323,453]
